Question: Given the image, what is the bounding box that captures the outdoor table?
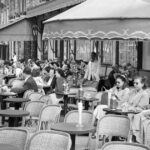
[3,98,30,109]
[0,92,17,109]
[103,108,140,115]
[75,96,99,110]
[51,122,95,150]
[0,144,19,150]
[0,109,29,127]
[4,74,16,84]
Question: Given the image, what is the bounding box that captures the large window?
[101,40,113,65]
[76,39,92,62]
[119,40,137,67]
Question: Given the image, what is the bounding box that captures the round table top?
[75,96,99,102]
[0,92,17,96]
[3,98,30,103]
[0,109,29,117]
[103,108,141,115]
[0,144,18,150]
[51,123,95,135]
[5,74,16,77]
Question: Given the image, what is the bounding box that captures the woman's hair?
[116,74,128,89]
[134,75,147,89]
[56,68,65,78]
[31,68,40,77]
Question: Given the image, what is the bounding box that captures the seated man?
[11,67,38,93]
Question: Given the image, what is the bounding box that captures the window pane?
[119,41,137,67]
[76,39,91,61]
[102,40,113,65]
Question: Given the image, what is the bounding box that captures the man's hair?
[23,67,31,75]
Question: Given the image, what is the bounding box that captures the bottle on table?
[110,93,118,109]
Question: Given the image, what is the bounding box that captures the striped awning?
[0,17,33,41]
[43,0,150,40]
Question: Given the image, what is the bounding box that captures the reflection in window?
[119,41,137,67]
[102,40,113,65]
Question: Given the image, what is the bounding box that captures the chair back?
[11,79,24,88]
[101,92,108,105]
[28,92,43,101]
[97,115,130,139]
[0,128,28,150]
[38,105,62,130]
[144,120,150,147]
[39,95,53,104]
[101,142,149,150]
[23,89,34,99]
[26,130,71,150]
[23,101,45,126]
[64,110,93,125]
[8,78,16,85]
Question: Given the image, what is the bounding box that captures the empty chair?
[26,130,71,150]
[39,95,53,104]
[64,110,93,125]
[23,90,34,99]
[101,142,149,150]
[96,115,130,148]
[28,92,43,101]
[0,128,28,150]
[22,101,45,127]
[38,105,62,130]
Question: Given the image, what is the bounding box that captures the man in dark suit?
[11,67,38,93]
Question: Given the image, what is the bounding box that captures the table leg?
[84,101,89,110]
[70,134,76,150]
[1,96,6,125]
[64,95,68,115]
[9,117,19,127]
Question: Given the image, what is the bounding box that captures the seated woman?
[32,68,44,94]
[92,74,130,126]
[44,68,56,94]
[121,75,149,142]
[50,68,66,104]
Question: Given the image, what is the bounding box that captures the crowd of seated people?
[1,56,150,144]
[1,58,88,95]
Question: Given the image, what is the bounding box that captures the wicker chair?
[23,90,34,99]
[101,142,149,150]
[26,130,71,150]
[64,110,93,125]
[28,92,43,101]
[38,105,62,130]
[8,78,16,85]
[49,93,63,104]
[0,128,28,150]
[144,119,150,147]
[96,115,130,148]
[22,101,45,128]
[39,95,53,104]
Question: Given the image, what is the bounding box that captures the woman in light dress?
[122,76,149,142]
[92,74,130,126]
